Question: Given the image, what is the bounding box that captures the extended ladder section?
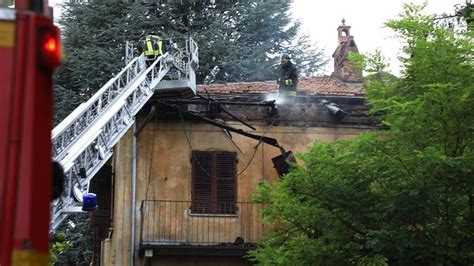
[50,37,198,232]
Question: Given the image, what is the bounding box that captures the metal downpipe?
[131,123,137,265]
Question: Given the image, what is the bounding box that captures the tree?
[49,231,72,265]
[192,0,327,82]
[55,1,174,89]
[53,85,85,126]
[53,1,174,124]
[455,1,473,28]
[51,216,93,265]
[53,0,328,123]
[249,3,474,265]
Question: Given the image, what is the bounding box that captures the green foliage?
[49,232,72,264]
[249,3,474,265]
[55,1,158,95]
[348,50,388,74]
[53,85,86,126]
[53,0,327,123]
[455,2,473,29]
[170,0,327,82]
[287,34,328,77]
[52,216,93,265]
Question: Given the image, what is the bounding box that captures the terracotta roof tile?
[197,76,364,96]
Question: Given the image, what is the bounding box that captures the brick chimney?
[332,18,362,83]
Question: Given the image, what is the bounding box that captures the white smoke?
[264,91,288,105]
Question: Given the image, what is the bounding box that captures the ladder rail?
[50,37,199,233]
[51,55,170,233]
[52,55,144,161]
[59,55,169,174]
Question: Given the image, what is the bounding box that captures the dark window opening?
[191,151,237,214]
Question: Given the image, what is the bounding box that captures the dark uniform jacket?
[277,62,298,92]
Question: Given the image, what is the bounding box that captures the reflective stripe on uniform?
[156,41,163,56]
[145,38,155,56]
[145,35,164,56]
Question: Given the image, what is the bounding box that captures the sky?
[292,0,465,76]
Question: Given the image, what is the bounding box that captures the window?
[191,151,237,214]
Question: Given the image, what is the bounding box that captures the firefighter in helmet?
[277,54,298,96]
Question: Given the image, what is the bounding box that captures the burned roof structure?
[188,76,376,128]
[148,19,378,130]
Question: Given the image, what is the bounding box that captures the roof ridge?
[197,76,364,96]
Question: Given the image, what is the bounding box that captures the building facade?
[95,20,377,265]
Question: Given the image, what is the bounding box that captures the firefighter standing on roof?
[277,54,298,96]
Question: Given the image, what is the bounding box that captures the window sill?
[188,210,238,218]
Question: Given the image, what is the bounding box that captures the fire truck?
[1,0,200,263]
[0,0,61,264]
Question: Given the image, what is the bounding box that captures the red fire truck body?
[0,1,60,264]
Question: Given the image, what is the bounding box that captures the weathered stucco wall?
[106,129,133,265]
[104,117,375,265]
[135,121,368,202]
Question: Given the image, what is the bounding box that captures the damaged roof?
[197,76,364,96]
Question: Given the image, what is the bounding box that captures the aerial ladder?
[50,37,199,232]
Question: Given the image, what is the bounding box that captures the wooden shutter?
[192,151,237,214]
[191,151,212,214]
[216,152,236,214]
